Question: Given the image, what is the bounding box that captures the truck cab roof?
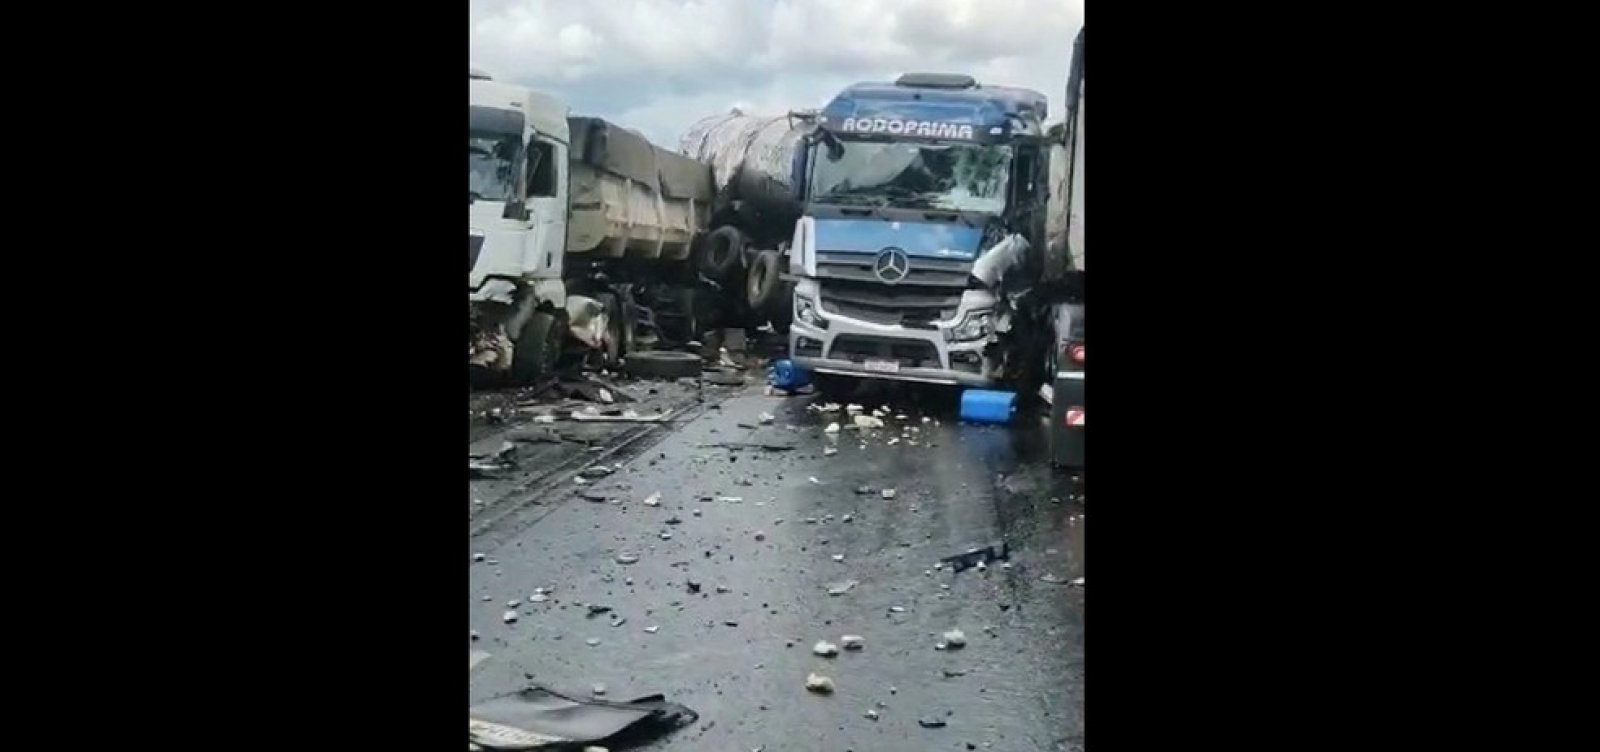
[468,78,571,142]
[819,76,1048,140]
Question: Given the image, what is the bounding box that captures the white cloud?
[471,0,1083,147]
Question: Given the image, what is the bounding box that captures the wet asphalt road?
[470,382,1085,751]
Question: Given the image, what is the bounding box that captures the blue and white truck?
[683,74,1055,395]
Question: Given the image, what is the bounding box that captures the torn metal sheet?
[469,685,699,750]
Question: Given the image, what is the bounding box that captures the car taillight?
[1065,408,1085,427]
[1069,344,1085,365]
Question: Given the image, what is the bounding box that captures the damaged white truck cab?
[469,71,572,382]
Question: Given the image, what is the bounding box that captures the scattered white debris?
[872,408,887,418]
[827,580,859,596]
[864,708,880,721]
[717,496,744,503]
[716,584,732,593]
[592,684,607,695]
[881,489,897,499]
[755,531,767,541]
[532,414,556,424]
[805,673,836,693]
[976,560,987,571]
[813,640,840,657]
[692,509,703,517]
[473,553,486,562]
[824,422,841,434]
[758,412,775,424]
[502,610,519,624]
[840,635,865,650]
[846,404,865,413]
[586,637,601,647]
[853,415,885,429]
[470,629,480,641]
[842,514,854,523]
[574,476,589,485]
[643,492,662,507]
[896,414,909,420]
[615,552,640,565]
[889,606,906,613]
[1071,576,1085,586]
[823,447,838,456]
[943,629,968,648]
[832,554,846,562]
[922,416,932,424]
[507,599,521,608]
[644,625,659,634]
[887,438,900,446]
[813,402,842,413]
[659,531,673,540]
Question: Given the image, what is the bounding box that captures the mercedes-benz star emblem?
[873,247,910,284]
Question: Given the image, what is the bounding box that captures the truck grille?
[815,252,971,287]
[828,335,942,369]
[819,281,961,326]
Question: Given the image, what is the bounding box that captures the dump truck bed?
[565,117,715,262]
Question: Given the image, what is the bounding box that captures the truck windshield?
[810,138,1011,214]
[469,131,522,203]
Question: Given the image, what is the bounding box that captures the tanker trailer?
[680,110,816,332]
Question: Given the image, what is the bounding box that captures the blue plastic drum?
[960,389,1017,425]
[768,358,812,391]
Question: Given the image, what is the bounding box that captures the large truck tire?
[624,351,703,380]
[510,311,565,384]
[702,226,747,281]
[746,250,783,313]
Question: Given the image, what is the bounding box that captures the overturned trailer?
[679,111,815,330]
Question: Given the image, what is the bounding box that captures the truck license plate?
[864,359,901,374]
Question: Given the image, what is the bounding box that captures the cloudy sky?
[470,0,1084,148]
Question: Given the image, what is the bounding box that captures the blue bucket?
[960,389,1017,425]
[768,358,812,391]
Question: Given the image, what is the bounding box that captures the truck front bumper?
[787,284,1000,388]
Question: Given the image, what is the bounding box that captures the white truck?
[469,69,716,384]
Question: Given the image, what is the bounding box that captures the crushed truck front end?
[788,215,1003,387]
[786,74,1049,388]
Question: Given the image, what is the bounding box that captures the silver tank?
[680,110,810,228]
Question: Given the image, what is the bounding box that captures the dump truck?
[469,71,719,384]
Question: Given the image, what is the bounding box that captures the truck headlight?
[946,311,994,342]
[795,295,828,329]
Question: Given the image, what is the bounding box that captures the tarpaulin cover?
[469,684,699,750]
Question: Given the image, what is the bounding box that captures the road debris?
[853,415,885,429]
[470,630,480,641]
[841,514,854,523]
[840,635,865,651]
[813,640,840,657]
[687,579,702,593]
[881,488,897,499]
[507,599,522,608]
[809,476,821,484]
[824,422,841,434]
[941,542,1011,573]
[585,637,601,646]
[1071,576,1085,586]
[805,673,836,694]
[823,446,838,456]
[702,441,797,451]
[847,404,864,413]
[644,625,659,634]
[659,531,673,540]
[754,531,767,541]
[918,716,948,729]
[832,554,846,562]
[943,629,968,648]
[578,464,616,479]
[474,553,486,562]
[888,437,900,445]
[592,684,607,696]
[502,610,519,624]
[643,492,662,506]
[865,708,880,721]
[470,685,698,749]
[587,605,614,617]
[811,402,843,413]
[758,412,775,424]
[827,579,858,596]
[615,552,641,565]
